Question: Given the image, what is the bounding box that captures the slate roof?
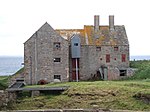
[56,25,129,46]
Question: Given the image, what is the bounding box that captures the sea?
[130,55,150,61]
[0,56,150,76]
[0,56,23,76]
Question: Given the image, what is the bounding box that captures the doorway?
[99,66,108,80]
[72,58,80,81]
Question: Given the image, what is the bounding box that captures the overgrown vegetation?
[0,67,24,90]
[129,60,150,80]
[7,81,150,111]
[0,76,9,90]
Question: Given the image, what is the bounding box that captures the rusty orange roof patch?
[55,25,128,46]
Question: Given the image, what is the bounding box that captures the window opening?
[114,46,118,51]
[106,54,110,63]
[96,46,101,51]
[74,43,78,46]
[54,75,61,80]
[54,58,61,62]
[122,54,126,62]
[119,70,127,76]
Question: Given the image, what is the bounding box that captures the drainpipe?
[30,56,32,85]
[75,58,78,82]
[35,32,38,84]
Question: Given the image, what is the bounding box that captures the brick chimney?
[109,15,114,30]
[94,15,100,32]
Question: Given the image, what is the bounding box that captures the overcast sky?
[0,0,150,56]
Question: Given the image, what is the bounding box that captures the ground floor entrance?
[71,58,80,81]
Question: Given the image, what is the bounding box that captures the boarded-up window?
[114,46,118,51]
[122,54,126,62]
[106,54,110,63]
[53,42,61,50]
[72,58,79,68]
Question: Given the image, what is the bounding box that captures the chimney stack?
[94,15,100,32]
[109,15,114,30]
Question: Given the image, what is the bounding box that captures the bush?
[129,60,150,80]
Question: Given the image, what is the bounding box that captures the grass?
[7,80,150,111]
[0,67,24,90]
[0,76,9,90]
[12,67,24,76]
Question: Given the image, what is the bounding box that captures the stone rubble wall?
[79,45,129,80]
[0,90,17,109]
[24,23,69,85]
[0,90,7,108]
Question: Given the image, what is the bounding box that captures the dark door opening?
[72,58,80,81]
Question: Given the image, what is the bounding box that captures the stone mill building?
[24,15,133,85]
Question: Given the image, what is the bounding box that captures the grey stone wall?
[79,45,129,80]
[24,23,69,84]
[31,90,40,97]
[0,90,17,109]
[107,67,120,80]
[0,90,6,108]
[24,34,36,84]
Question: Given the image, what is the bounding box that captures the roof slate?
[56,25,129,46]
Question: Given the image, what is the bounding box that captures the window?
[54,75,61,80]
[54,58,61,62]
[54,42,61,50]
[96,46,101,51]
[74,43,78,46]
[119,70,127,76]
[122,54,126,62]
[106,54,110,63]
[114,46,118,51]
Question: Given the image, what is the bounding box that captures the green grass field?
[8,80,150,111]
